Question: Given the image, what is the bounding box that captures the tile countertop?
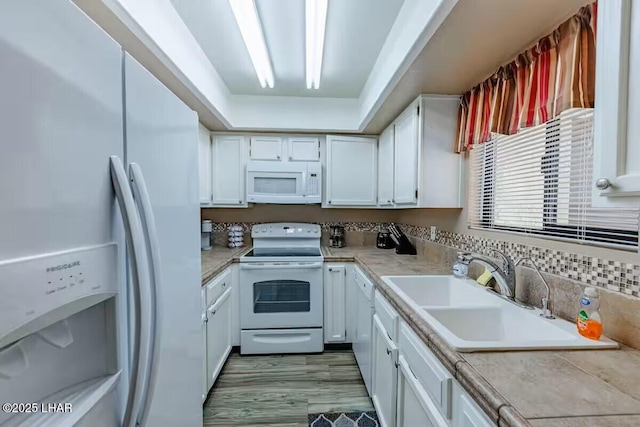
[201,246,640,427]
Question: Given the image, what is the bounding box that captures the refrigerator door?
[124,53,202,426]
[0,0,128,425]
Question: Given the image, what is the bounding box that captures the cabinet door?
[288,137,320,161]
[201,289,208,403]
[250,136,282,160]
[593,0,640,207]
[206,288,232,392]
[378,126,395,207]
[396,356,447,427]
[198,124,212,205]
[211,135,247,206]
[324,264,347,343]
[372,315,398,427]
[326,135,377,206]
[393,106,419,205]
[455,394,494,427]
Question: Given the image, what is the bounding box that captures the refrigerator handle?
[109,156,151,427]
[128,163,162,427]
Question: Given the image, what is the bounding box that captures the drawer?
[240,328,323,355]
[205,268,231,307]
[374,290,398,342]
[398,321,453,420]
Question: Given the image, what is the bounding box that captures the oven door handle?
[240,263,323,271]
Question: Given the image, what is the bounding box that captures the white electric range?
[239,223,324,354]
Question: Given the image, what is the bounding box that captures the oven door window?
[253,280,311,313]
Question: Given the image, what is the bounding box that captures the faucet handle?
[490,249,513,274]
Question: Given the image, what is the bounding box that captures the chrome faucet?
[514,257,555,319]
[457,251,555,318]
[458,249,516,299]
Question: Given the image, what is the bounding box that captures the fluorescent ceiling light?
[229,0,274,88]
[305,0,328,89]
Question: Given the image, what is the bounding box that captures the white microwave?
[246,161,322,204]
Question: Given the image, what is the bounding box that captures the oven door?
[240,262,323,329]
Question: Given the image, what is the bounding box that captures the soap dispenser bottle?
[577,287,603,340]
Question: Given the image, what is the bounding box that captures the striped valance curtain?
[455,3,597,153]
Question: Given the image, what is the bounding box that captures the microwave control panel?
[306,162,322,198]
[308,174,320,196]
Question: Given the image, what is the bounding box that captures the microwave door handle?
[303,171,307,197]
[109,156,151,427]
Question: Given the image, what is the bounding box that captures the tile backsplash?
[401,224,640,298]
[208,221,639,298]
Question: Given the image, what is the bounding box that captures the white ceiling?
[170,0,405,98]
[74,0,593,134]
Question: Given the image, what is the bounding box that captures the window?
[469,109,639,249]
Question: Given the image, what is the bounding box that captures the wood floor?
[203,350,373,426]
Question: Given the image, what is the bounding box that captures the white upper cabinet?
[288,137,320,161]
[418,96,462,208]
[325,135,377,206]
[593,0,640,207]
[211,135,248,206]
[378,126,395,207]
[394,105,420,205]
[376,95,461,209]
[198,124,212,205]
[249,136,282,161]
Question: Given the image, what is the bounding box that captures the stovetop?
[243,248,323,258]
[242,223,324,263]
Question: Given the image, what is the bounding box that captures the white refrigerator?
[0,1,203,426]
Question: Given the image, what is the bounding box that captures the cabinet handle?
[222,282,226,287]
[391,199,395,203]
[239,200,242,204]
[595,178,611,190]
[328,268,333,272]
[289,156,293,160]
[386,348,391,355]
[277,155,281,159]
[328,201,332,204]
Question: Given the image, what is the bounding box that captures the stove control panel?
[251,223,321,238]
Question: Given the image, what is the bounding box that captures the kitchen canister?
[201,220,212,251]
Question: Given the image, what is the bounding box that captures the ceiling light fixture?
[305,0,328,89]
[229,0,274,88]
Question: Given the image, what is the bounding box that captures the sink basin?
[381,275,619,352]
[381,275,498,307]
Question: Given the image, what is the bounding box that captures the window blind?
[469,108,639,249]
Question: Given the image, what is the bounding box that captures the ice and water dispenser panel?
[0,244,122,426]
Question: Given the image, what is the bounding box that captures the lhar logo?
[46,261,80,273]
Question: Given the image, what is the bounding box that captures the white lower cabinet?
[454,388,494,427]
[372,314,398,427]
[203,267,235,394]
[201,288,208,403]
[361,291,496,427]
[396,355,447,427]
[206,287,232,392]
[324,264,347,343]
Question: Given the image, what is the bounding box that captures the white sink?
[380,275,498,307]
[381,275,619,352]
